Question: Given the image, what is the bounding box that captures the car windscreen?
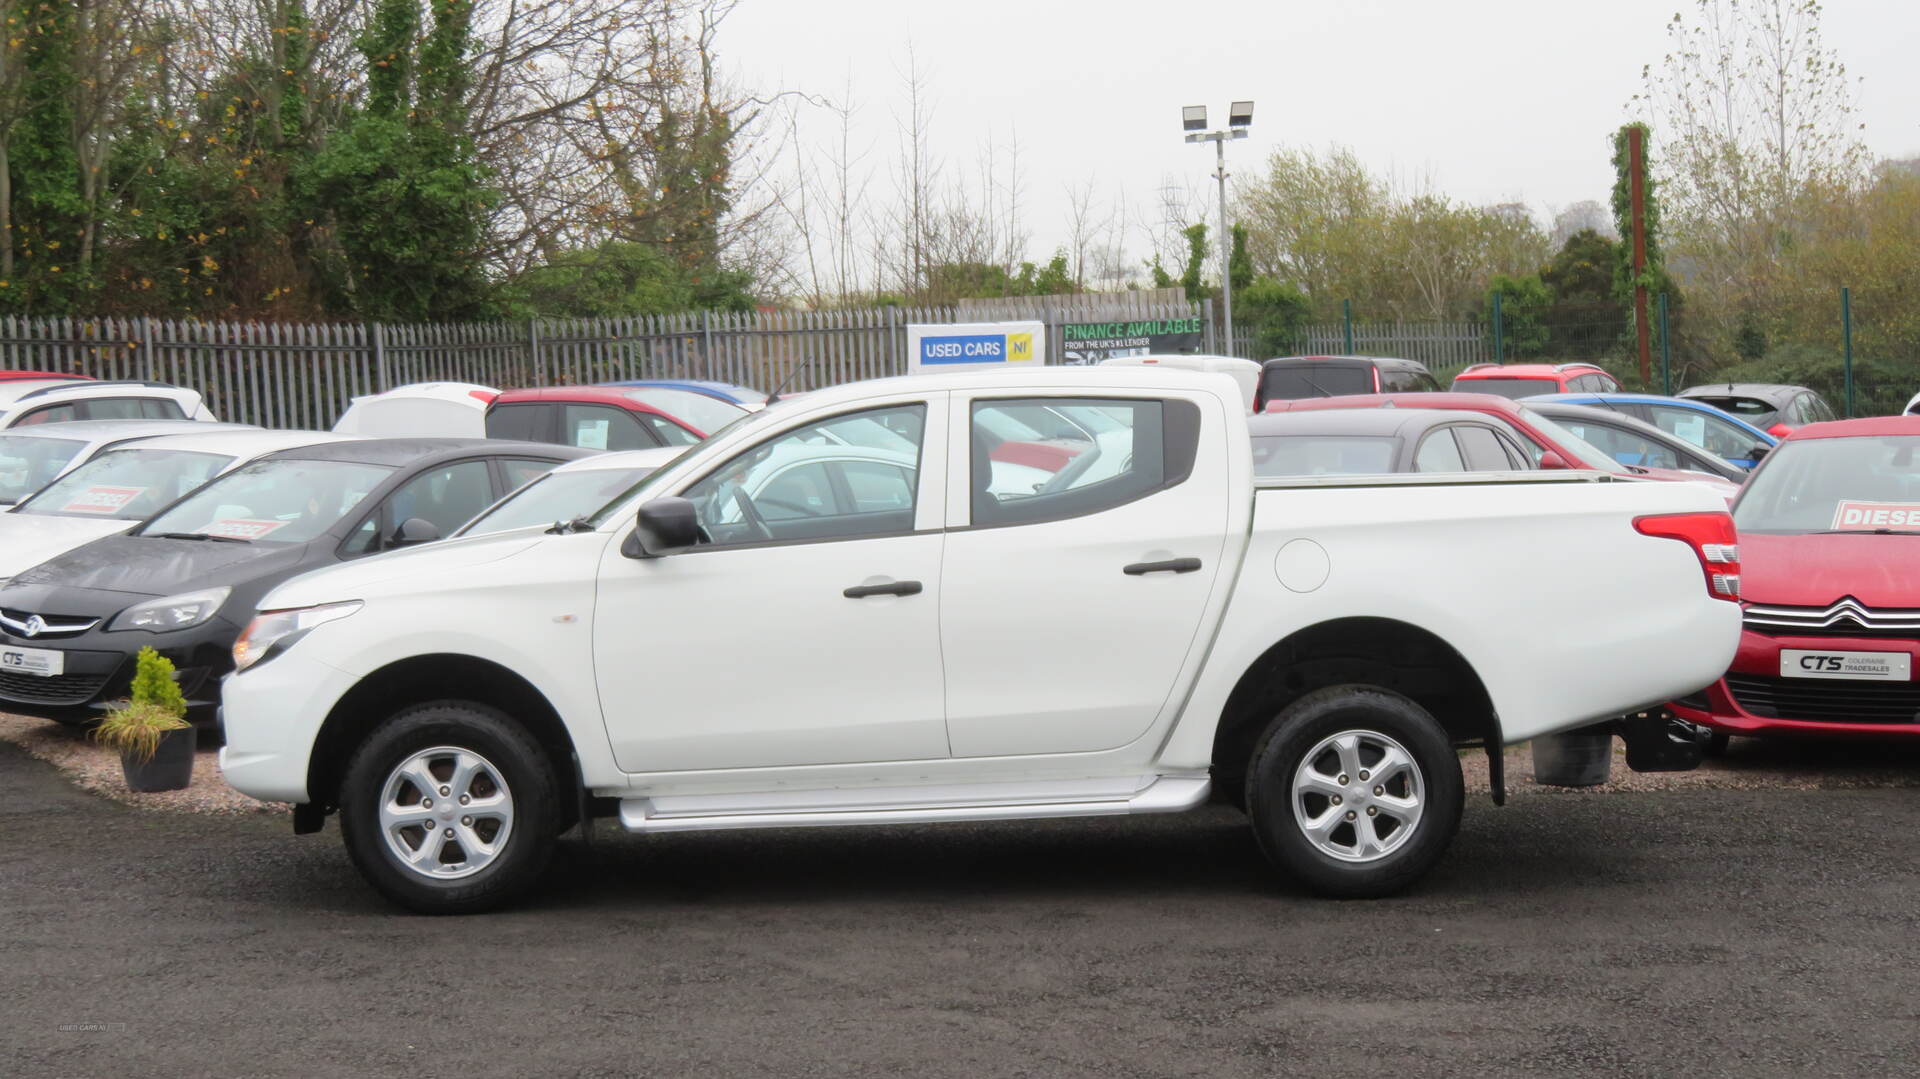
[17,448,234,520]
[461,466,660,536]
[0,434,86,503]
[1514,408,1630,474]
[1734,436,1920,534]
[623,387,748,434]
[1690,395,1778,428]
[1450,377,1555,400]
[140,458,394,543]
[1251,435,1399,477]
[1261,365,1373,400]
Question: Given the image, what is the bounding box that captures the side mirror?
[626,496,699,558]
[1537,450,1573,470]
[1767,423,1792,438]
[392,517,441,547]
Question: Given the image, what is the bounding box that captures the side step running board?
[617,776,1210,834]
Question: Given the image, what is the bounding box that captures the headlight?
[232,600,362,673]
[109,587,232,632]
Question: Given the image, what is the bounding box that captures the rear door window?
[561,405,655,451]
[1413,430,1467,472]
[485,403,549,442]
[1453,425,1516,471]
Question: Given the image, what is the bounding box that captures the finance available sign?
[907,321,1045,374]
[1060,317,1204,365]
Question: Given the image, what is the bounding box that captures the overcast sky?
[727,0,1919,267]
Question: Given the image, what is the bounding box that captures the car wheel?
[1702,731,1731,757]
[338,701,560,914]
[1245,686,1464,898]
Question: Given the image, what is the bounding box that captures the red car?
[1449,362,1620,399]
[1263,392,1738,494]
[1669,416,1920,748]
[484,384,748,451]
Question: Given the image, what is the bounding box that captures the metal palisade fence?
[0,298,1210,429]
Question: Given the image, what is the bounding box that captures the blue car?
[598,379,768,409]
[1524,392,1779,469]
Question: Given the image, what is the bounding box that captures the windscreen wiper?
[545,516,594,535]
[146,531,250,543]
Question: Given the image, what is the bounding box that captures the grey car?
[1248,407,1538,478]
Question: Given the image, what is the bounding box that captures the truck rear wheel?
[1245,686,1463,898]
[338,701,560,914]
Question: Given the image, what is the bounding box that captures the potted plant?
[93,647,196,793]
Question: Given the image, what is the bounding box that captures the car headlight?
[232,600,362,673]
[109,587,232,633]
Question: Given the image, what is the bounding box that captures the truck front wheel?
[1245,686,1464,898]
[338,701,561,914]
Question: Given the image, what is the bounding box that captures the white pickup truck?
[220,368,1742,913]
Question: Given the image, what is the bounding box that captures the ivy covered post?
[1612,123,1674,388]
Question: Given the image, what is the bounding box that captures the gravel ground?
[3,739,1919,1078]
[0,713,284,816]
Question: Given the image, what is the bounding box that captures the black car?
[0,438,592,725]
[1525,401,1748,483]
[1676,382,1836,433]
[1248,407,1537,477]
[1253,355,1440,411]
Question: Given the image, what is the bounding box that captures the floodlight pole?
[1185,125,1248,357]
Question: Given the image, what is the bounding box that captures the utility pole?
[1183,102,1253,357]
[1628,125,1651,385]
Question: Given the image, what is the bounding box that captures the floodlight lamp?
[1182,105,1207,132]
[1228,100,1254,127]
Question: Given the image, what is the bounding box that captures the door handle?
[843,580,923,598]
[1123,557,1202,576]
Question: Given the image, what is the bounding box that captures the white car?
[222,366,1741,913]
[456,448,684,538]
[0,428,358,580]
[0,419,255,508]
[1100,354,1262,411]
[0,379,218,427]
[1905,391,1919,416]
[333,382,498,438]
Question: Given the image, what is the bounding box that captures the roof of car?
[1526,391,1780,436]
[1678,383,1802,404]
[347,382,500,405]
[1526,400,1677,434]
[259,437,597,467]
[1247,407,1513,438]
[113,428,360,456]
[1263,391,1525,417]
[1261,354,1432,371]
[1453,363,1604,379]
[544,447,686,474]
[0,379,199,406]
[492,386,654,407]
[598,379,765,400]
[0,419,249,444]
[1780,415,1920,441]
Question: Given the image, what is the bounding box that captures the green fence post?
[1492,292,1503,364]
[1658,292,1671,395]
[1841,286,1854,418]
[1342,299,1354,354]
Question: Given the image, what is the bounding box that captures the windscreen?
[19,448,233,520]
[1690,395,1779,428]
[1735,436,1920,534]
[1450,377,1555,400]
[142,458,392,543]
[1251,435,1399,477]
[0,434,86,503]
[622,387,748,435]
[1261,365,1373,400]
[462,466,660,536]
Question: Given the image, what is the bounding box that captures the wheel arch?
[1209,617,1500,805]
[307,654,582,819]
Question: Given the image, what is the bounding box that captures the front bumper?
[0,619,240,723]
[1669,629,1920,739]
[218,647,361,805]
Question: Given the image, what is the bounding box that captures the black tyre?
[1245,685,1464,898]
[1702,731,1731,757]
[338,701,561,914]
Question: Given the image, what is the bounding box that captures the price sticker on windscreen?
[201,518,287,541]
[62,486,147,514]
[1831,501,1920,532]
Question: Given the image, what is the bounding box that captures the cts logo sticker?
[1799,655,1844,672]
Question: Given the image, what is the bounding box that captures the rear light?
[1634,512,1740,601]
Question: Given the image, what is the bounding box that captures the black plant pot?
[121,726,197,793]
